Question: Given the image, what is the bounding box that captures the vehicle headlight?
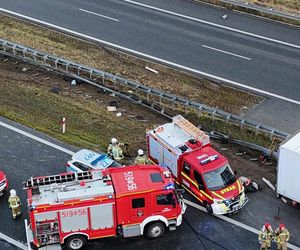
[213,198,223,204]
[223,199,230,206]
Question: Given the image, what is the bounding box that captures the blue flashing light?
[90,154,107,166]
[164,183,175,190]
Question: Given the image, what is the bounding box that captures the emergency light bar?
[200,155,219,165]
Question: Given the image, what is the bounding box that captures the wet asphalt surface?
[0,116,299,250]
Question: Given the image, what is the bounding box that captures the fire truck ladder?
[173,115,210,145]
[24,171,93,189]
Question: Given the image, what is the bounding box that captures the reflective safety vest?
[8,196,20,208]
[275,228,290,244]
[134,155,148,165]
[258,228,273,248]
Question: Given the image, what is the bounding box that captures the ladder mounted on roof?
[24,171,94,189]
[173,115,210,146]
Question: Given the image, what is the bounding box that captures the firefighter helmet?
[138,149,144,156]
[264,223,271,230]
[10,189,17,197]
[111,138,118,144]
[279,224,285,230]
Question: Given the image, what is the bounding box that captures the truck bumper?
[176,214,183,226]
[212,194,249,215]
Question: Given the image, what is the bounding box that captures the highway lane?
[0,117,300,249]
[0,0,299,103]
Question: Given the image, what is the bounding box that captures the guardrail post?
[184,101,190,115]
[198,106,203,118]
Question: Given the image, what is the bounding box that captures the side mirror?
[198,184,205,190]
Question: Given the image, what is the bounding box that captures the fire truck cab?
[24,165,186,250]
[147,115,248,215]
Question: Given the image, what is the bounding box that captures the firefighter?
[274,224,290,250]
[107,138,124,161]
[134,149,149,165]
[8,189,21,219]
[258,223,273,250]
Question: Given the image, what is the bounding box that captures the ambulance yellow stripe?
[237,179,241,193]
[211,191,225,200]
[181,172,198,187]
[199,190,213,200]
[181,172,213,200]
[181,185,203,202]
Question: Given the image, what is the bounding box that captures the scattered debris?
[145,66,158,74]
[127,90,133,94]
[107,106,117,112]
[239,176,260,192]
[50,86,61,94]
[221,14,228,19]
[116,112,122,117]
[71,79,77,86]
[235,152,245,156]
[220,147,227,151]
[44,77,50,80]
[21,67,28,72]
[109,93,116,97]
[249,158,258,161]
[32,73,39,76]
[262,177,275,192]
[85,94,92,99]
[3,58,8,62]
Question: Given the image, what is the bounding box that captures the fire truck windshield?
[203,164,236,190]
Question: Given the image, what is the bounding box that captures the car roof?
[71,149,113,169]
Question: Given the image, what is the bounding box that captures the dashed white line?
[202,44,251,60]
[0,8,300,106]
[123,0,300,50]
[0,121,299,249]
[79,8,119,22]
[184,199,300,250]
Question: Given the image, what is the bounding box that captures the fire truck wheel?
[65,235,87,250]
[145,222,166,239]
[205,203,213,214]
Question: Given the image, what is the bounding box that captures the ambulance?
[146,115,248,215]
[24,165,186,250]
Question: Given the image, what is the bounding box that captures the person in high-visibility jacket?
[8,189,21,219]
[274,224,290,250]
[134,149,149,165]
[258,223,273,250]
[107,138,124,161]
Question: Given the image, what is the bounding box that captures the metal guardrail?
[0,38,290,140]
[221,0,300,21]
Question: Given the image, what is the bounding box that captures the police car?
[66,149,120,173]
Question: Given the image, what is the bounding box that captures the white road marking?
[0,121,74,155]
[0,120,299,249]
[0,8,300,106]
[0,232,27,250]
[79,8,119,22]
[202,45,251,60]
[184,199,300,250]
[123,0,300,50]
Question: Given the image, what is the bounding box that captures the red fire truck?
[24,165,186,250]
[0,170,8,196]
[147,115,248,215]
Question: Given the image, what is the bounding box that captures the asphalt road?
[0,117,299,250]
[0,0,299,133]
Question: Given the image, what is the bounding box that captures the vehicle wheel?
[66,235,87,250]
[205,203,213,214]
[145,222,166,239]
